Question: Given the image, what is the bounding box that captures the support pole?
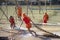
[15,0,23,27]
[0,8,9,20]
[15,0,18,22]
[38,0,40,14]
[30,2,35,19]
[25,0,28,15]
[45,0,47,12]
[31,20,60,38]
[5,0,8,18]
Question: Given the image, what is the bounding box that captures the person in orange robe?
[43,12,49,23]
[22,13,31,31]
[17,6,22,18]
[9,16,16,29]
[22,13,37,36]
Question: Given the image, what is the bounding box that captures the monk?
[43,12,49,23]
[22,13,37,36]
[9,16,16,29]
[17,6,22,18]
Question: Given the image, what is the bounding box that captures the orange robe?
[17,7,22,17]
[23,14,31,29]
[43,14,49,23]
[9,17,15,28]
[9,17,15,24]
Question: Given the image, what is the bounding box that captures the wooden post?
[45,0,47,12]
[5,0,8,21]
[25,0,29,15]
[38,0,40,14]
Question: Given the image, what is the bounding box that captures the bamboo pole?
[30,2,35,19]
[25,0,29,15]
[0,8,9,20]
[45,0,47,12]
[38,0,40,14]
[31,20,60,38]
[5,0,8,20]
